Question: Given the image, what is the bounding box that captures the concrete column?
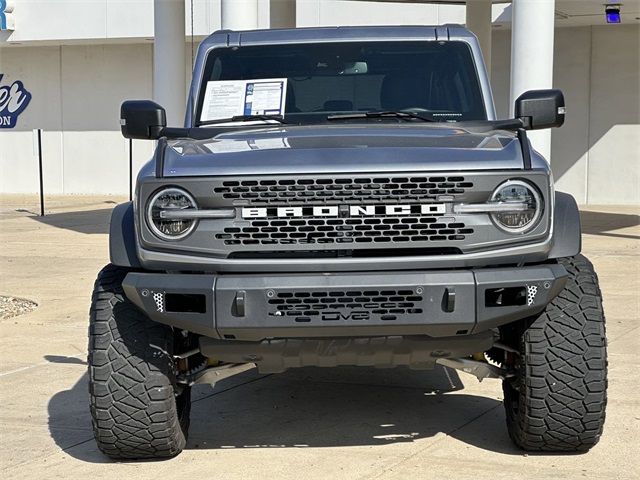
[269,0,296,28]
[221,0,259,30]
[510,0,556,160]
[466,0,492,76]
[153,0,186,126]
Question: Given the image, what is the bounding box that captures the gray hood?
[161,125,534,177]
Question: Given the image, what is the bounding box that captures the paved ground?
[0,194,638,480]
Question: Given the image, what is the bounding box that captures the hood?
[161,125,531,177]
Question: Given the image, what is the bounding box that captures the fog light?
[490,180,542,233]
[147,187,198,240]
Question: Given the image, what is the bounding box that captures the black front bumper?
[122,264,567,341]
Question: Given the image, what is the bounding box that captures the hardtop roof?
[200,24,475,49]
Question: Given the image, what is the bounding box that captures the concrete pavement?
[1,194,638,479]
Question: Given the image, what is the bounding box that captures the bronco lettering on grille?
[242,204,446,219]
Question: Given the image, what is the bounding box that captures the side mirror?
[120,100,166,140]
[515,89,565,130]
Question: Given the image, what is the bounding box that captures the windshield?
[195,41,487,125]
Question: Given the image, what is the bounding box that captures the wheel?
[502,255,607,452]
[88,264,191,459]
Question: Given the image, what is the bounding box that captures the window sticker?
[200,78,288,122]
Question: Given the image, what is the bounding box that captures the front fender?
[548,191,581,259]
[109,202,141,268]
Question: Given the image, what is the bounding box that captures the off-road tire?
[88,264,190,459]
[503,254,607,452]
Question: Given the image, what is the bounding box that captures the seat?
[380,73,429,111]
[285,82,300,113]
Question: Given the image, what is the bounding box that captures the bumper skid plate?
[122,265,567,341]
[198,333,496,373]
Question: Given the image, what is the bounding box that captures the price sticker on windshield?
[200,78,288,122]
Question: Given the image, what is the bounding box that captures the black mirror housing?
[515,89,565,130]
[120,100,167,140]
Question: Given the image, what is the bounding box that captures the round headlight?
[147,187,197,240]
[490,180,542,233]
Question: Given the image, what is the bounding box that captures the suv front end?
[89,25,607,460]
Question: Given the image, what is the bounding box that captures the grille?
[267,289,424,323]
[216,216,474,246]
[214,176,473,205]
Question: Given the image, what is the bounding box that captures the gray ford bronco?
[89,25,607,459]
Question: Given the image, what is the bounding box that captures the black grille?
[267,289,424,323]
[214,176,473,205]
[216,217,473,246]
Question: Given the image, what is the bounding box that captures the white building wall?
[0,0,277,43]
[296,0,464,26]
[1,0,154,42]
[0,47,65,195]
[0,44,156,195]
[587,25,640,205]
[491,25,640,204]
[1,1,638,203]
[1,0,226,42]
[550,26,592,204]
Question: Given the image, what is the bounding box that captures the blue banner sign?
[0,74,32,128]
[0,0,13,31]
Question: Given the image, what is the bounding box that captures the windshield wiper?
[198,114,288,126]
[327,111,436,122]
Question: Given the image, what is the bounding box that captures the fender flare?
[109,202,141,268]
[548,191,582,259]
